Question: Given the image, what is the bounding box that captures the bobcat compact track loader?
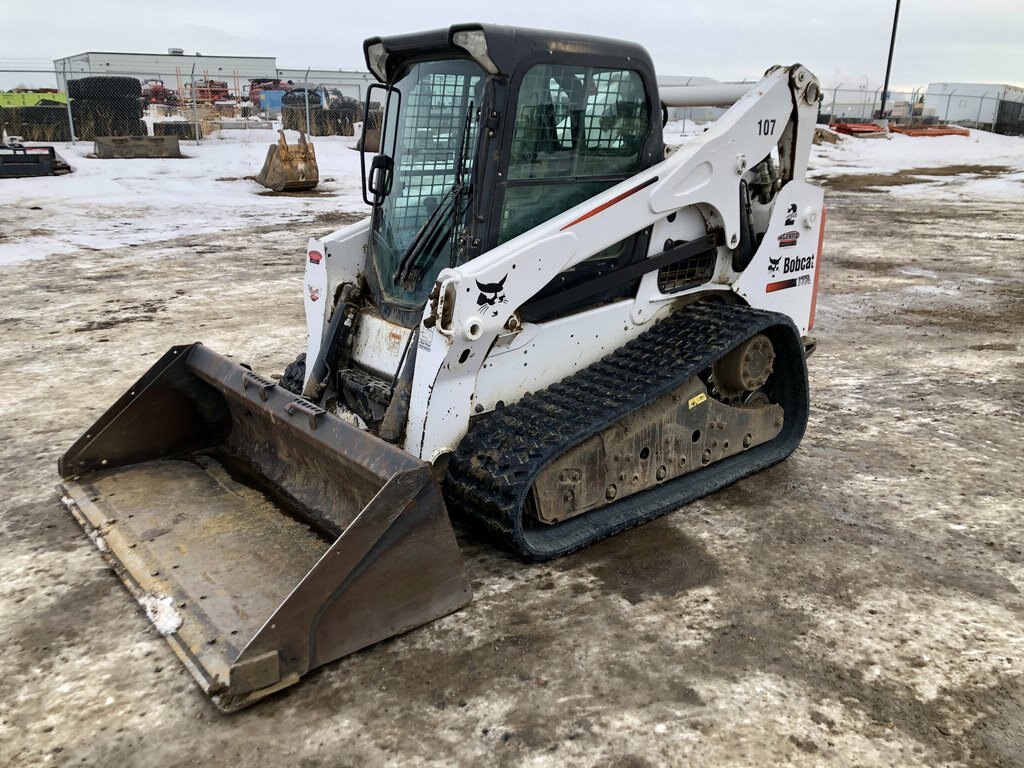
[59,24,825,711]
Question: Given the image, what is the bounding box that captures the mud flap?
[254,130,319,192]
[58,344,471,712]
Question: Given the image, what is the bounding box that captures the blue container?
[260,90,285,113]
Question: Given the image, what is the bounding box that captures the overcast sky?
[3,0,1022,89]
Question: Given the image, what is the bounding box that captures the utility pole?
[878,0,901,125]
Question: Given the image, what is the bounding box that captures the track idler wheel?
[712,333,775,400]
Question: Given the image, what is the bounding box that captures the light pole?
[831,82,843,122]
[878,0,901,127]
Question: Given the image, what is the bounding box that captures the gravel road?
[1,169,1021,767]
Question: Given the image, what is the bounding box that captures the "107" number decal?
[757,118,777,136]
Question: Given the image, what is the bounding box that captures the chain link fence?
[1,62,382,144]
[818,86,1023,133]
[3,65,1021,144]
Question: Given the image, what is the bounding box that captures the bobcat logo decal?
[476,275,508,317]
[768,255,782,274]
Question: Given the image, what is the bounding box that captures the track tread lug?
[444,303,809,560]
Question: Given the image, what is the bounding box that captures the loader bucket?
[254,130,319,192]
[58,343,471,712]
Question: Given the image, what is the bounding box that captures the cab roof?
[363,23,655,83]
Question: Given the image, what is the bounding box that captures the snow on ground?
[2,122,1021,267]
[810,127,1024,176]
[808,127,1024,201]
[667,119,1023,200]
[0,128,366,266]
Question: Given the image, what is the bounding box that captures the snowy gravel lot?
[1,125,1023,767]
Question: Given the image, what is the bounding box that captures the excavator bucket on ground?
[254,130,319,192]
[58,344,471,712]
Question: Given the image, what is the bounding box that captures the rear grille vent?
[657,249,717,293]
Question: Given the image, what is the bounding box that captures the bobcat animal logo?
[768,255,782,274]
[476,275,508,308]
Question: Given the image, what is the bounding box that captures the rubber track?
[444,302,809,560]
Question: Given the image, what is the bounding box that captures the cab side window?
[499,64,650,243]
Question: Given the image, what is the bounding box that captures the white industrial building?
[53,50,279,96]
[924,82,1024,126]
[53,50,375,102]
